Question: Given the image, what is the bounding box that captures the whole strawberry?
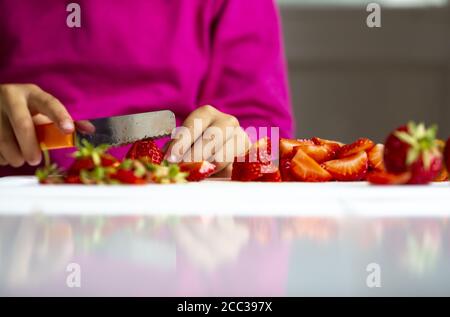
[384,122,442,184]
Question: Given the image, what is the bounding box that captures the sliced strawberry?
[126,139,163,164]
[312,137,345,148]
[280,157,293,181]
[179,161,216,182]
[67,154,118,175]
[290,149,332,182]
[294,144,338,163]
[368,144,385,172]
[367,171,411,185]
[322,151,368,181]
[337,138,375,159]
[232,138,275,181]
[247,137,273,165]
[111,169,147,185]
[280,138,314,159]
[231,161,263,181]
[258,169,282,182]
[64,175,82,184]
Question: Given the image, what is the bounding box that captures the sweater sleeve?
[199,0,294,139]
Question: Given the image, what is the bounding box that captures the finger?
[75,120,96,135]
[27,87,74,133]
[0,153,7,166]
[0,116,25,167]
[211,163,233,178]
[32,114,53,125]
[182,114,240,162]
[2,95,42,165]
[165,105,217,161]
[210,127,251,173]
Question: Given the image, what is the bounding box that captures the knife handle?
[36,123,76,150]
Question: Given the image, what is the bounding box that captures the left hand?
[164,105,251,177]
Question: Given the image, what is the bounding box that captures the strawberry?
[36,164,64,184]
[312,137,345,148]
[68,139,119,175]
[367,171,412,185]
[35,149,64,184]
[322,151,368,181]
[126,139,163,164]
[367,144,385,172]
[179,161,216,182]
[258,169,282,182]
[280,138,314,159]
[280,157,293,182]
[144,161,188,184]
[290,148,332,182]
[232,161,263,181]
[248,137,272,165]
[444,138,450,177]
[110,160,148,185]
[64,175,82,184]
[433,166,448,182]
[294,143,338,163]
[407,156,443,184]
[337,138,375,159]
[384,122,443,184]
[232,138,274,181]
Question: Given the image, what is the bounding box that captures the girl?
[0,0,293,177]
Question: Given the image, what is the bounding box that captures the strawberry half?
[294,143,338,164]
[322,151,368,181]
[312,137,345,148]
[64,174,82,184]
[111,159,151,185]
[280,157,293,182]
[179,161,216,182]
[126,139,163,164]
[337,138,375,159]
[231,161,263,181]
[258,169,282,182]
[367,144,385,172]
[290,148,332,182]
[280,138,314,159]
[232,138,274,181]
[384,122,443,184]
[367,170,412,185]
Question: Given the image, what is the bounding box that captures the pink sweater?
[0,0,293,175]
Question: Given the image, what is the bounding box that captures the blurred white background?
[277,0,449,142]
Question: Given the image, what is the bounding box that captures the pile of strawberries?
[37,139,216,185]
[37,121,450,186]
[231,122,450,185]
[231,136,378,182]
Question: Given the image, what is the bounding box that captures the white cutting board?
[0,176,449,217]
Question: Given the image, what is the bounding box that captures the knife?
[35,110,176,150]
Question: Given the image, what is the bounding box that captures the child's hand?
[165,105,251,177]
[0,84,74,167]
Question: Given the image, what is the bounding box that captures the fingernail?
[29,158,41,166]
[165,154,180,163]
[61,120,74,132]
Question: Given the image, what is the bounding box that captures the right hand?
[0,84,74,167]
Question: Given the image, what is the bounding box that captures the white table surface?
[0,176,449,216]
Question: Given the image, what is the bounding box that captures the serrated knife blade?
[36,110,176,150]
